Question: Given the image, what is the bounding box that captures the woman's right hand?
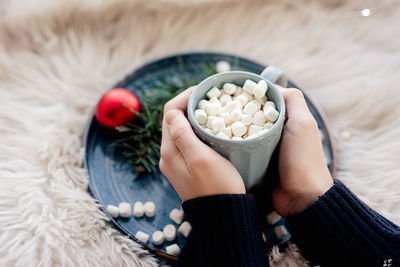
[273,86,334,217]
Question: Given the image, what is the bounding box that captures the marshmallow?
[219,112,231,125]
[198,99,209,110]
[252,111,266,126]
[226,100,241,112]
[223,83,237,95]
[144,201,156,217]
[264,106,279,122]
[253,80,268,98]
[106,205,119,218]
[243,102,259,115]
[216,61,231,73]
[241,114,253,125]
[166,244,181,256]
[206,102,222,116]
[206,116,219,129]
[231,136,243,140]
[119,202,132,218]
[222,126,232,138]
[209,97,219,104]
[266,211,281,225]
[248,125,263,136]
[178,221,192,238]
[163,224,177,241]
[274,225,288,239]
[264,122,274,129]
[250,100,261,110]
[231,121,247,137]
[211,117,225,132]
[221,105,230,113]
[264,101,276,110]
[133,201,144,217]
[216,131,229,140]
[169,208,184,225]
[257,129,268,136]
[243,79,257,94]
[151,231,165,246]
[219,94,232,106]
[340,130,351,141]
[230,108,242,122]
[194,109,207,124]
[206,87,222,99]
[234,86,243,96]
[235,94,249,107]
[255,95,267,105]
[135,231,149,243]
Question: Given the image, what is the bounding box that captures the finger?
[275,85,314,121]
[164,86,196,113]
[165,109,206,163]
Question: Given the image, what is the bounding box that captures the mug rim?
[187,71,286,144]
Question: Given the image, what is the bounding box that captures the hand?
[273,86,334,217]
[159,87,246,202]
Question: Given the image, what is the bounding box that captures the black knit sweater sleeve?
[285,179,400,267]
[179,194,269,267]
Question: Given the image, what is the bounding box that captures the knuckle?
[163,101,173,113]
[299,115,318,129]
[288,88,304,99]
[160,145,169,159]
[159,158,166,174]
[191,157,210,170]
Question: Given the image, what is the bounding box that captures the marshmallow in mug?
[194,80,279,140]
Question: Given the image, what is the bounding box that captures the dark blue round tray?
[83,52,337,262]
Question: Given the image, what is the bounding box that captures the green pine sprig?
[113,61,217,176]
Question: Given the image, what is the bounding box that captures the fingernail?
[166,110,179,126]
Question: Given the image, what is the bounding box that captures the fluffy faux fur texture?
[0,0,399,266]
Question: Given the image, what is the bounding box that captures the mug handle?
[260,66,288,88]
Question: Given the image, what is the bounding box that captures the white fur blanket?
[0,0,399,266]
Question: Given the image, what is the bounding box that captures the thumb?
[165,109,204,162]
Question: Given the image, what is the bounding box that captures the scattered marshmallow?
[243,79,257,94]
[231,121,247,137]
[163,224,177,241]
[264,106,279,122]
[166,244,181,256]
[178,221,192,238]
[266,211,281,225]
[194,109,208,124]
[135,231,149,243]
[152,231,165,245]
[144,201,156,217]
[216,61,231,73]
[169,208,184,225]
[274,225,288,239]
[253,80,268,98]
[133,201,144,217]
[119,202,132,218]
[106,205,119,218]
[206,86,222,99]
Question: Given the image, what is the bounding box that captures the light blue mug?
[187,66,287,189]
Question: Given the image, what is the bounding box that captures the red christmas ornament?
[95,88,141,128]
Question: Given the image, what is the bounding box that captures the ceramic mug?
[187,66,287,189]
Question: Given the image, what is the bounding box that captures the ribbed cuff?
[286,179,400,267]
[181,194,268,267]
